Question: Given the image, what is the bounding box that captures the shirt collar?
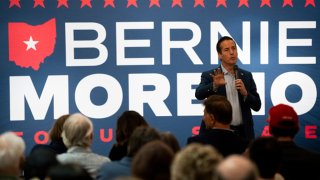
[220,64,230,75]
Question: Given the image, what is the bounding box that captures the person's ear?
[90,132,93,140]
[210,114,216,125]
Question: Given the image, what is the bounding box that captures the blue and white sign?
[1,0,319,154]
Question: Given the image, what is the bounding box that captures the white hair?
[62,113,93,148]
[0,132,25,169]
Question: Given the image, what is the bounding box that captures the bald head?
[217,155,259,180]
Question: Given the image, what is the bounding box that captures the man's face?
[218,39,238,66]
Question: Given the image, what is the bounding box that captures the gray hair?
[62,113,93,148]
[171,143,223,180]
[0,132,25,169]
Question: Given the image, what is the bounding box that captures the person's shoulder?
[297,146,320,158]
[102,157,131,170]
[97,158,131,180]
[188,133,210,145]
[238,67,252,74]
[201,69,213,75]
[207,128,236,137]
[99,160,115,171]
[280,141,320,157]
[110,143,127,152]
[90,152,111,163]
[96,161,115,180]
[187,135,202,144]
[49,140,67,154]
[56,152,73,163]
[30,144,55,153]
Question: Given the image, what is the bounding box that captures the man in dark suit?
[195,36,261,141]
[187,95,249,157]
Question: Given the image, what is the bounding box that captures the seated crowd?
[1,95,320,180]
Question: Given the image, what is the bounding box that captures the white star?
[23,36,39,51]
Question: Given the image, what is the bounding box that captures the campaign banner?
[1,0,319,154]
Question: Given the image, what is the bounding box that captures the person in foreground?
[24,148,59,180]
[97,126,161,180]
[46,163,93,180]
[187,95,249,157]
[131,140,174,180]
[171,143,223,180]
[0,132,25,180]
[267,103,320,180]
[57,113,110,179]
[216,155,259,180]
[195,36,261,140]
[246,136,284,180]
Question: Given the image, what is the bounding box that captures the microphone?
[234,65,239,79]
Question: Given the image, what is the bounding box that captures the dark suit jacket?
[278,141,320,180]
[187,128,249,157]
[195,66,261,140]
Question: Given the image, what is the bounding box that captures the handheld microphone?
[234,65,239,79]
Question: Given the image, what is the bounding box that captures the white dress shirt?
[221,65,243,126]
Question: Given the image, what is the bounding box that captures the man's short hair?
[203,95,232,125]
[216,36,236,54]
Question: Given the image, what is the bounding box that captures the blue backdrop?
[1,0,319,155]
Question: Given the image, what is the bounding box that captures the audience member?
[30,114,70,155]
[187,95,249,157]
[0,132,25,180]
[246,136,284,180]
[171,143,223,180]
[46,163,93,180]
[97,126,160,180]
[109,110,149,161]
[131,140,174,180]
[160,131,181,153]
[217,155,259,180]
[268,104,320,180]
[57,113,110,179]
[24,148,59,180]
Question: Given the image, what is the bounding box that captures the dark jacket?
[278,141,320,180]
[187,128,249,157]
